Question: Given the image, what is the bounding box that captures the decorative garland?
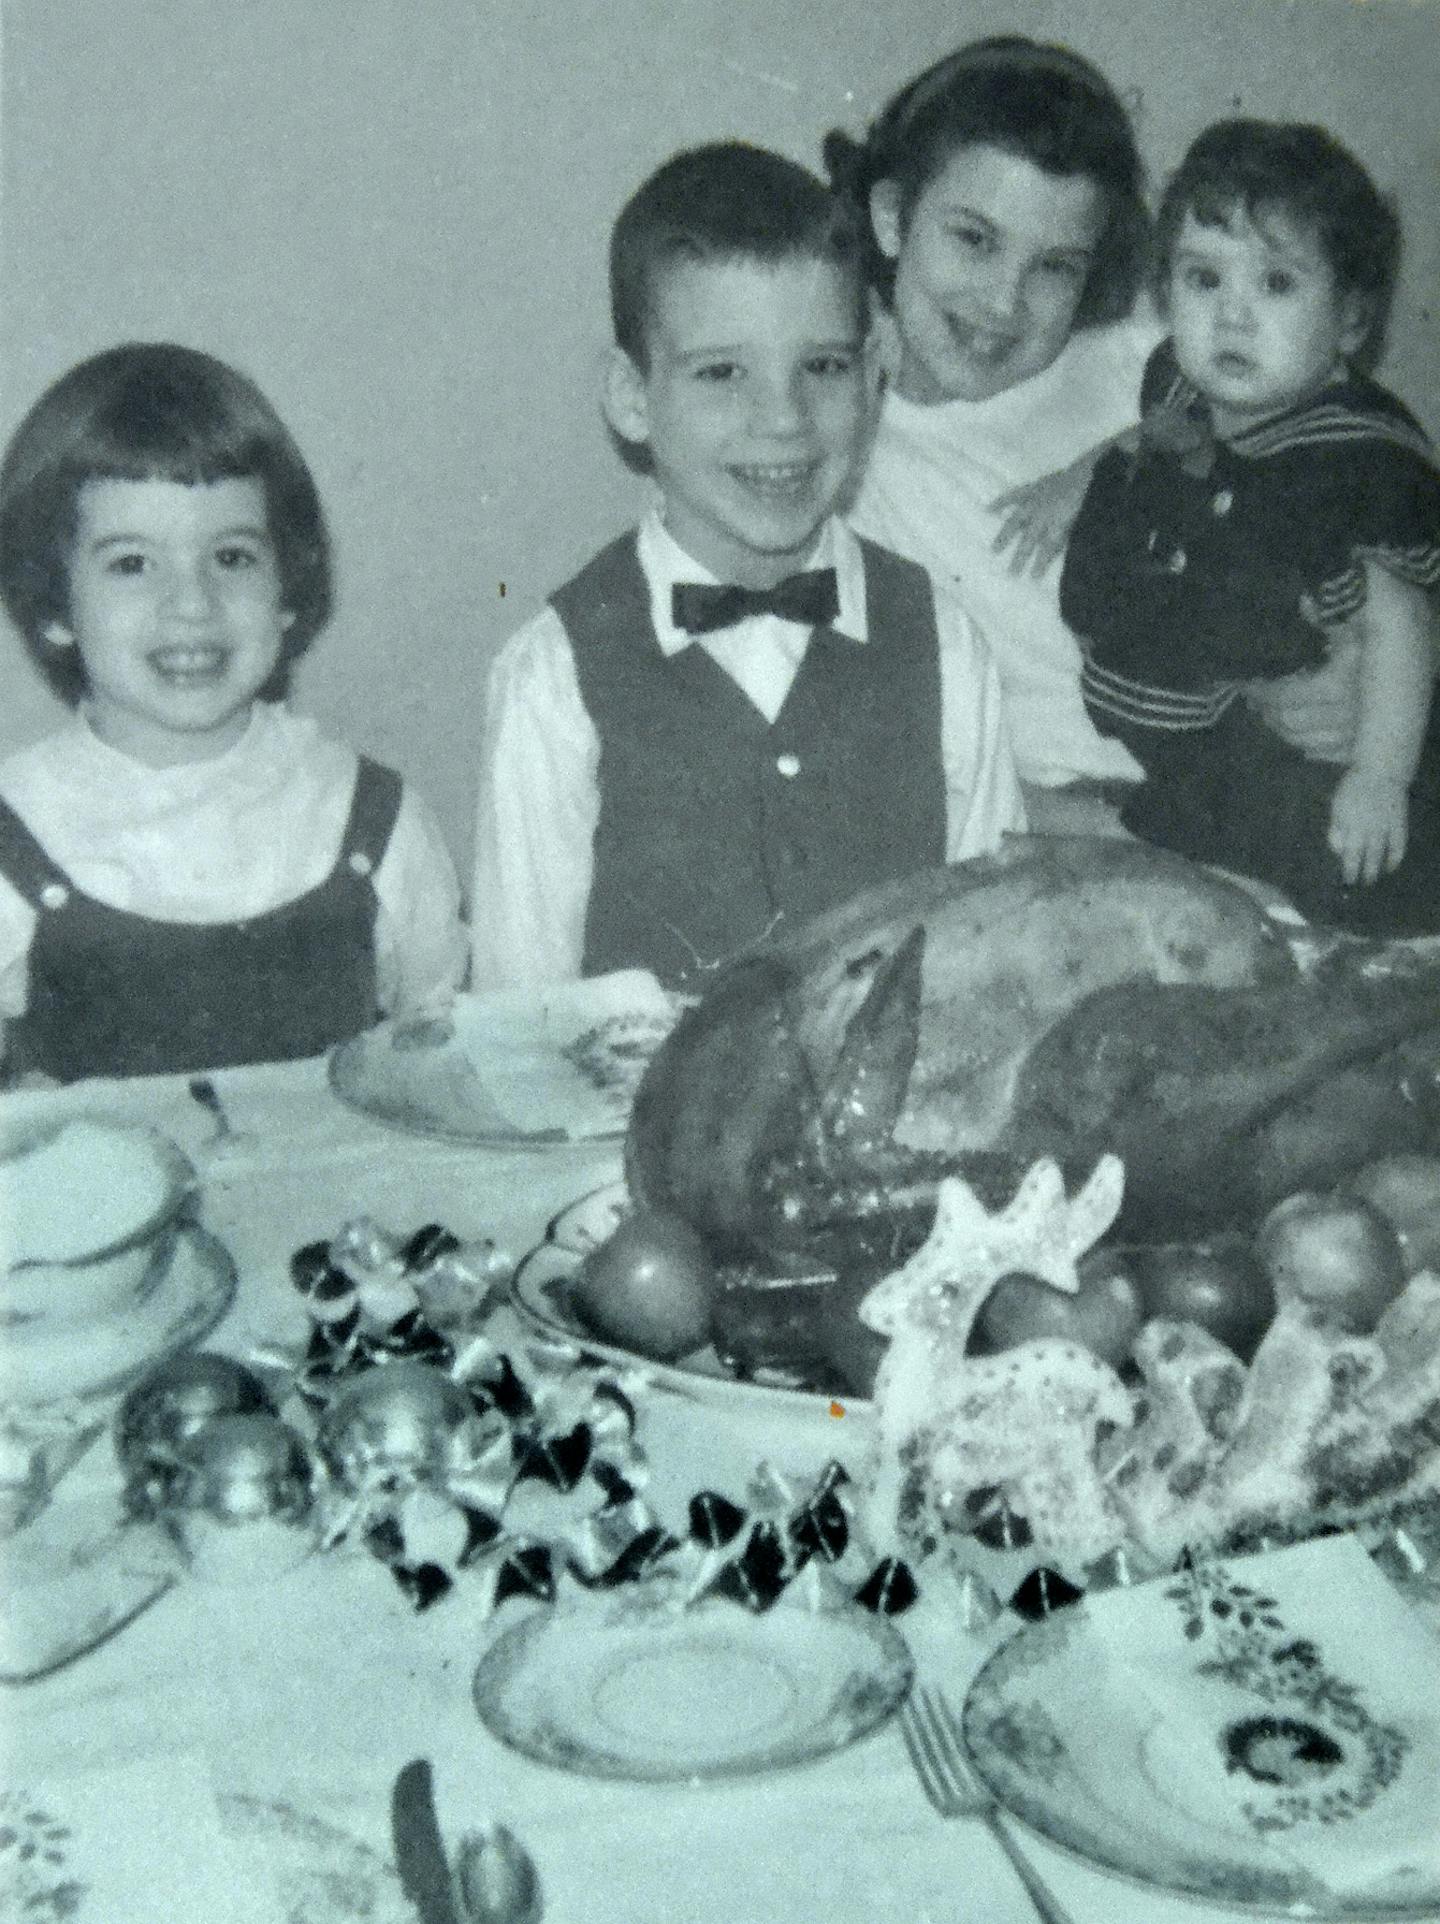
[116,1216,916,1621]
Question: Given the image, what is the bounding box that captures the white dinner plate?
[328,980,684,1147]
[328,1026,586,1147]
[510,1181,874,1418]
[962,1606,1440,1919]
[474,1594,911,1782]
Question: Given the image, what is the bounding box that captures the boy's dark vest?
[0,756,401,1081]
[553,533,946,989]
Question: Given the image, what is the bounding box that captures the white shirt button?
[775,753,801,779]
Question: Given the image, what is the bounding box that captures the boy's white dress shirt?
[471,512,1025,989]
[0,703,466,1025]
[850,314,1160,789]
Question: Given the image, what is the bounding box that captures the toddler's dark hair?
[0,342,331,703]
[1155,120,1401,369]
[610,141,867,373]
[823,35,1150,328]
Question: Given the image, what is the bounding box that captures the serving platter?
[510,1182,873,1417]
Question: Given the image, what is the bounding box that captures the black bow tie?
[671,569,840,636]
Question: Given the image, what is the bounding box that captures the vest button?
[1212,489,1234,517]
[1167,547,1188,574]
[775,753,801,779]
[348,851,374,876]
[39,881,69,910]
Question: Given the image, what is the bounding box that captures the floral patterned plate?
[962,1599,1440,1919]
[474,1595,912,1783]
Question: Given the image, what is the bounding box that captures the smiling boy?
[472,142,1024,990]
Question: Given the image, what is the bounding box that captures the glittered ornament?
[116,1352,274,1475]
[317,1360,475,1496]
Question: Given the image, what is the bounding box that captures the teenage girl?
[829,35,1155,816]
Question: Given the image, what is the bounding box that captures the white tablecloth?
[4,1059,1438,1924]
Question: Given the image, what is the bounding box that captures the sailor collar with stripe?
[1154,361,1434,465]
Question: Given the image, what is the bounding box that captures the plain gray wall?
[3,0,1437,881]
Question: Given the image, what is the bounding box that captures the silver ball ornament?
[163,1411,317,1580]
[116,1351,274,1474]
[316,1360,473,1496]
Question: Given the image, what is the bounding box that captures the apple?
[572,1208,715,1361]
[1343,1154,1440,1276]
[972,1248,1144,1366]
[1255,1190,1407,1333]
[1135,1241,1275,1361]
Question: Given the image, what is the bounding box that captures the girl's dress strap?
[0,795,72,908]
[338,755,404,874]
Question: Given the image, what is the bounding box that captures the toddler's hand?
[989,455,1095,578]
[1244,632,1363,762]
[1327,768,1409,886]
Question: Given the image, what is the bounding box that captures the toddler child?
[471,141,1024,991]
[1061,120,1440,935]
[0,343,465,1079]
[830,36,1157,811]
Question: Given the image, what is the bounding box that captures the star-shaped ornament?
[860,1154,1125,1346]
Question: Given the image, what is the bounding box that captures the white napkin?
[1082,1534,1440,1902]
[449,970,680,1138]
[0,1757,281,1924]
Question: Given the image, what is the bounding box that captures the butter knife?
[391,1758,463,1924]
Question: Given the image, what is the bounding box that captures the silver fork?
[900,1686,1076,1924]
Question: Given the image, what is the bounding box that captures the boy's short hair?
[0,342,331,703]
[610,141,867,372]
[824,35,1150,329]
[1155,120,1401,368]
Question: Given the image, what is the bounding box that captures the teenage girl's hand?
[1327,768,1409,886]
[989,452,1098,577]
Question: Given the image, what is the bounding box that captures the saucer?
[0,1223,237,1408]
[474,1596,911,1783]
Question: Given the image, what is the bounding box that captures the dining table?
[3,1052,1438,1924]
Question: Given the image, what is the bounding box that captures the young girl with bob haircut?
[830,35,1156,807]
[0,343,464,1079]
[1062,120,1440,935]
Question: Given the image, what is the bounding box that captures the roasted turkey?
[627,838,1440,1269]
